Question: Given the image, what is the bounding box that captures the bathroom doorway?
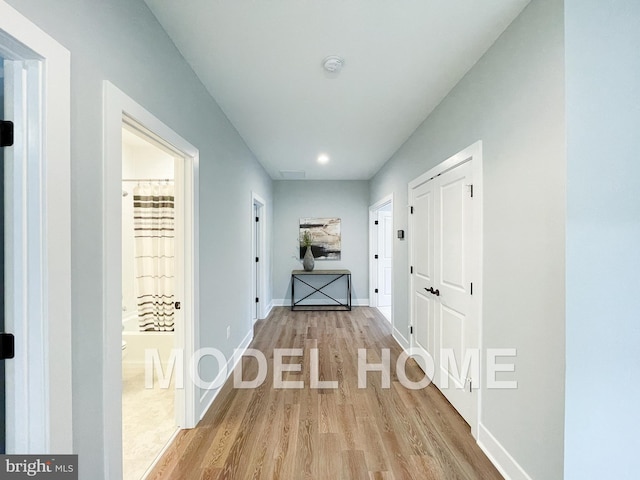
[103,81,199,479]
[121,123,181,479]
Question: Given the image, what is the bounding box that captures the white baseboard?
[197,327,254,420]
[272,298,370,307]
[263,301,274,318]
[392,327,410,350]
[477,423,532,480]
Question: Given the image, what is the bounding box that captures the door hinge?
[410,326,413,334]
[410,206,414,214]
[374,220,379,225]
[469,184,474,198]
[0,333,15,360]
[255,216,259,222]
[1,120,14,147]
[255,297,259,303]
[374,288,379,293]
[374,254,378,259]
[174,301,181,310]
[410,266,413,274]
[470,282,473,295]
[256,257,259,262]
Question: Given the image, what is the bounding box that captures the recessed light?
[317,154,330,164]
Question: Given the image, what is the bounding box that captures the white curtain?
[133,182,175,332]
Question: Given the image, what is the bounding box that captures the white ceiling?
[144,0,530,180]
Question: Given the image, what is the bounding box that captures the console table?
[291,269,352,311]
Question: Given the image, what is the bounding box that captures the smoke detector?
[322,56,344,73]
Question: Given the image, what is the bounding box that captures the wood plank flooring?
[147,307,502,480]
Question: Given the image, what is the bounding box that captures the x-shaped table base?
[291,270,352,311]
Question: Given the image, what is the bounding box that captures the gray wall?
[272,181,369,305]
[369,0,565,478]
[4,0,272,477]
[565,1,640,478]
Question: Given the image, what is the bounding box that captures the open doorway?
[251,192,266,323]
[369,195,394,322]
[121,123,182,479]
[103,82,199,479]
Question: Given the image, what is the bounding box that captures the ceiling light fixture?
[322,56,344,73]
[317,154,330,164]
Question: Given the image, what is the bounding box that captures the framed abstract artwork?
[299,217,341,260]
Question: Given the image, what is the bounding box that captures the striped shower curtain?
[133,183,175,332]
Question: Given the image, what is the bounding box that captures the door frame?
[251,192,266,321]
[103,81,200,478]
[408,140,483,438]
[0,1,72,453]
[369,194,393,315]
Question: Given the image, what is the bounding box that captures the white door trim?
[408,140,483,438]
[103,81,200,479]
[251,192,266,321]
[0,1,72,453]
[368,194,393,311]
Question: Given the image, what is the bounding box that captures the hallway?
[3,1,639,478]
[148,308,501,479]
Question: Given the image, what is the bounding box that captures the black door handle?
[424,287,440,297]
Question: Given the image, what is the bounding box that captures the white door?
[410,179,436,373]
[1,55,7,453]
[0,9,72,453]
[410,159,476,425]
[377,210,393,307]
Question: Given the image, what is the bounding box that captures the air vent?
[279,170,306,180]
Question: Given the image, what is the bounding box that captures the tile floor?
[122,363,176,480]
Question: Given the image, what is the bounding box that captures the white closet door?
[410,159,476,425]
[410,179,436,373]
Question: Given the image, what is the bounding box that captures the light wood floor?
[148,307,503,480]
